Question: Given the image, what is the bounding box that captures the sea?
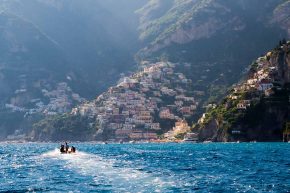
[0,142,289,193]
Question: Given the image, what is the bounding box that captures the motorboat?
[60,145,76,154]
[183,132,198,143]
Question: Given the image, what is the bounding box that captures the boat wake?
[42,149,174,192]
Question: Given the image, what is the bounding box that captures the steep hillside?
[1,0,146,97]
[197,41,290,142]
[136,0,290,118]
[1,0,289,141]
[137,0,289,55]
[0,11,70,140]
[31,62,200,141]
[0,11,67,98]
[0,0,147,139]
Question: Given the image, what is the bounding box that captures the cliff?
[137,0,289,56]
[197,40,290,142]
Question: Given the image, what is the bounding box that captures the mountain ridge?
[0,0,289,141]
[137,0,289,57]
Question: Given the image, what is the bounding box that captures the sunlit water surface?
[0,143,289,192]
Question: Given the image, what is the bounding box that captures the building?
[173,119,191,133]
[164,119,191,140]
[183,132,198,142]
[257,79,273,91]
[237,100,251,110]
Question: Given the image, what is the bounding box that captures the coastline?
[0,139,288,144]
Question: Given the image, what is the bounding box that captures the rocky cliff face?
[137,0,288,56]
[196,41,290,142]
[197,119,219,141]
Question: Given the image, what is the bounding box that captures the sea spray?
[42,149,173,192]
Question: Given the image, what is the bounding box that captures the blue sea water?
[0,143,289,193]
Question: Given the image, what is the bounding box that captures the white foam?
[42,149,174,191]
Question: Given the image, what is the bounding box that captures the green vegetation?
[138,0,214,44]
[198,41,290,141]
[32,114,96,141]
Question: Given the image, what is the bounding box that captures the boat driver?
[65,142,69,153]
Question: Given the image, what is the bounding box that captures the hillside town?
[72,62,199,141]
[197,41,290,142]
[228,42,290,110]
[5,82,84,116]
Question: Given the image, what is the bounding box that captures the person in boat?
[65,142,69,153]
[71,146,76,153]
[60,142,76,153]
[60,144,65,153]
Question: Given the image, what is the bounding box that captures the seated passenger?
[60,144,65,153]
